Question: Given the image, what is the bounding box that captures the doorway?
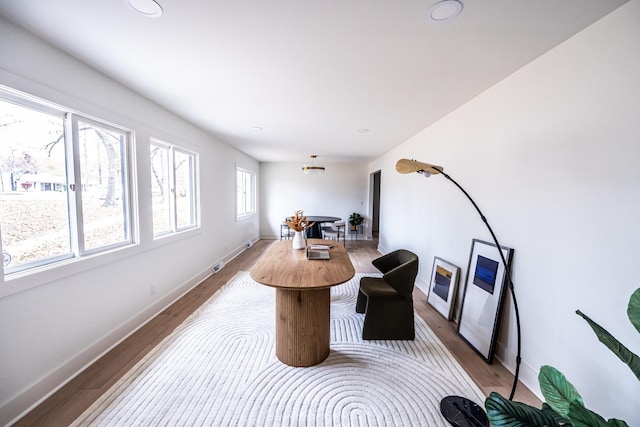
[371,170,381,238]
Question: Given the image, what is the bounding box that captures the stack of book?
[306,244,332,260]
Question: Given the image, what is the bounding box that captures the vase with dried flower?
[285,210,315,250]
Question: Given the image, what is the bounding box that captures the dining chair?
[322,220,345,245]
[280,222,294,240]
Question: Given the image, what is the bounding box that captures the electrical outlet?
[149,283,156,296]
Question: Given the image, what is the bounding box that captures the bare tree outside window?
[77,119,129,251]
[150,140,197,237]
[0,94,133,274]
[150,143,171,235]
[0,99,71,269]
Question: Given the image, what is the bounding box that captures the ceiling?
[0,0,627,163]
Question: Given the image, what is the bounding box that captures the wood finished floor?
[14,238,540,426]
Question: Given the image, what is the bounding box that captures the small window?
[236,167,256,218]
[150,140,198,237]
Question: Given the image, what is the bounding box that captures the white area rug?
[72,272,485,426]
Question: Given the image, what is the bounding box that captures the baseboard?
[2,237,259,426]
[376,243,389,255]
[2,266,210,427]
[415,276,430,296]
[494,341,542,400]
[224,239,255,265]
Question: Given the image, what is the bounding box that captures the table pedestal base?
[275,288,331,367]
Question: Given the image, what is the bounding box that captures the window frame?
[150,139,199,238]
[0,87,136,279]
[236,166,257,219]
[71,114,134,255]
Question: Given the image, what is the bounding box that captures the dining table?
[304,215,341,238]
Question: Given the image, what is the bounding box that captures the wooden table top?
[250,239,355,289]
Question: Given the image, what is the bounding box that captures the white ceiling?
[0,0,627,163]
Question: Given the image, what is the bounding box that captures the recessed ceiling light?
[428,0,463,23]
[357,128,370,133]
[251,126,263,131]
[126,0,163,17]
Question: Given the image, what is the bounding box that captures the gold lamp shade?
[395,158,444,175]
[302,155,325,175]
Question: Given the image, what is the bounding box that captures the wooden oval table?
[250,239,355,367]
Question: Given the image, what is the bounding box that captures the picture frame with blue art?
[427,256,460,321]
[457,239,514,364]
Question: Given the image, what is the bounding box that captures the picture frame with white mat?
[426,256,460,321]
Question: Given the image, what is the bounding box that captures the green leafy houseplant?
[349,213,364,230]
[485,287,640,427]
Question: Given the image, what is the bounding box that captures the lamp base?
[440,395,489,427]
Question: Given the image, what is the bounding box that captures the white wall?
[0,17,259,424]
[372,1,640,423]
[259,162,369,239]
[2,0,639,423]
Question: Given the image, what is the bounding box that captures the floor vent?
[212,261,225,274]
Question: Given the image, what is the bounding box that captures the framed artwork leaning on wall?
[426,256,460,321]
[457,239,514,364]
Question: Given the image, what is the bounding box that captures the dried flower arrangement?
[285,210,315,232]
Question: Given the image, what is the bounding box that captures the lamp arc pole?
[396,159,521,401]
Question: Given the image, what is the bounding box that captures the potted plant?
[349,213,364,232]
[485,287,640,426]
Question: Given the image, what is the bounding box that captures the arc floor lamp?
[396,159,522,426]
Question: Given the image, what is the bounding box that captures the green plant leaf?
[538,365,583,416]
[567,401,607,427]
[576,309,640,381]
[541,403,572,425]
[485,392,565,427]
[628,288,640,335]
[568,400,629,427]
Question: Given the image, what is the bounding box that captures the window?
[75,117,131,252]
[0,90,133,276]
[150,140,198,237]
[236,167,256,218]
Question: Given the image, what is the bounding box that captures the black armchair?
[355,249,419,340]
